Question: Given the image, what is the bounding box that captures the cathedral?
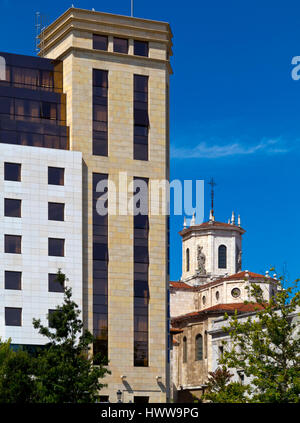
[169,199,278,402]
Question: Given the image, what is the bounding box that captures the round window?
[231,287,241,298]
[216,291,220,301]
[202,295,206,305]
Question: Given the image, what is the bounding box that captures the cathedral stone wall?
[170,289,196,318]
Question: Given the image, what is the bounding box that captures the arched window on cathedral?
[186,248,190,272]
[195,334,203,361]
[183,336,187,363]
[218,245,227,269]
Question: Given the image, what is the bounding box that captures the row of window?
[182,333,207,363]
[4,271,64,292]
[92,69,150,161]
[3,162,65,185]
[3,235,65,256]
[186,244,228,272]
[4,199,65,221]
[93,34,149,57]
[4,307,62,327]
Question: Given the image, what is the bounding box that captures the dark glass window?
[186,248,190,272]
[48,167,64,185]
[48,309,57,328]
[195,334,203,361]
[218,245,227,269]
[48,202,64,221]
[93,70,108,156]
[134,396,149,403]
[5,235,21,254]
[48,273,64,293]
[0,53,68,151]
[93,173,108,361]
[5,307,22,326]
[183,336,187,363]
[134,178,149,367]
[48,238,64,257]
[4,162,21,181]
[93,34,108,51]
[134,40,149,57]
[4,198,21,218]
[134,75,149,161]
[99,396,109,403]
[5,271,21,290]
[114,37,128,54]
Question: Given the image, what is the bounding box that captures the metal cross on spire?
[208,177,217,218]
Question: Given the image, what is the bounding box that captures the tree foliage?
[32,271,110,403]
[0,271,110,403]
[0,339,37,403]
[204,366,249,403]
[219,275,300,403]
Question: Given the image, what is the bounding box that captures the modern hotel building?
[0,8,173,402]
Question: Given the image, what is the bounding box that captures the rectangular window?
[134,75,149,161]
[134,177,149,367]
[5,235,21,254]
[48,202,65,221]
[4,162,21,181]
[93,69,108,156]
[48,273,64,293]
[134,40,149,57]
[93,34,108,51]
[48,167,64,185]
[48,238,65,257]
[5,271,22,290]
[4,199,21,218]
[48,309,57,328]
[93,173,108,362]
[5,307,22,326]
[114,37,128,54]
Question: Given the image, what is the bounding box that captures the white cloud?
[171,138,289,159]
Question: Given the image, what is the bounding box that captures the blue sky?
[1,0,300,284]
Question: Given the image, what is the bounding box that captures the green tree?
[204,366,249,403]
[33,270,110,403]
[0,338,37,403]
[220,275,300,403]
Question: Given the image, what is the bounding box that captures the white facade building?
[0,144,82,347]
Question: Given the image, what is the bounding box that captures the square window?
[48,167,64,185]
[48,238,65,257]
[4,162,21,181]
[48,273,64,293]
[93,34,108,51]
[5,235,21,254]
[113,37,128,54]
[5,271,22,290]
[4,199,21,218]
[5,307,22,326]
[134,40,149,57]
[48,202,64,221]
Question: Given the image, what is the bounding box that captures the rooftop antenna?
[131,0,134,16]
[208,177,217,220]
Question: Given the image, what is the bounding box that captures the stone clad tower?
[180,211,245,286]
[39,7,173,403]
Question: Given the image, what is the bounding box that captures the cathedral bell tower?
[179,180,245,286]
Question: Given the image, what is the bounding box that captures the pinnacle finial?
[231,211,235,225]
[238,214,241,226]
[183,216,187,228]
[191,212,195,226]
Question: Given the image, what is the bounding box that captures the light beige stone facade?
[40,8,172,403]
